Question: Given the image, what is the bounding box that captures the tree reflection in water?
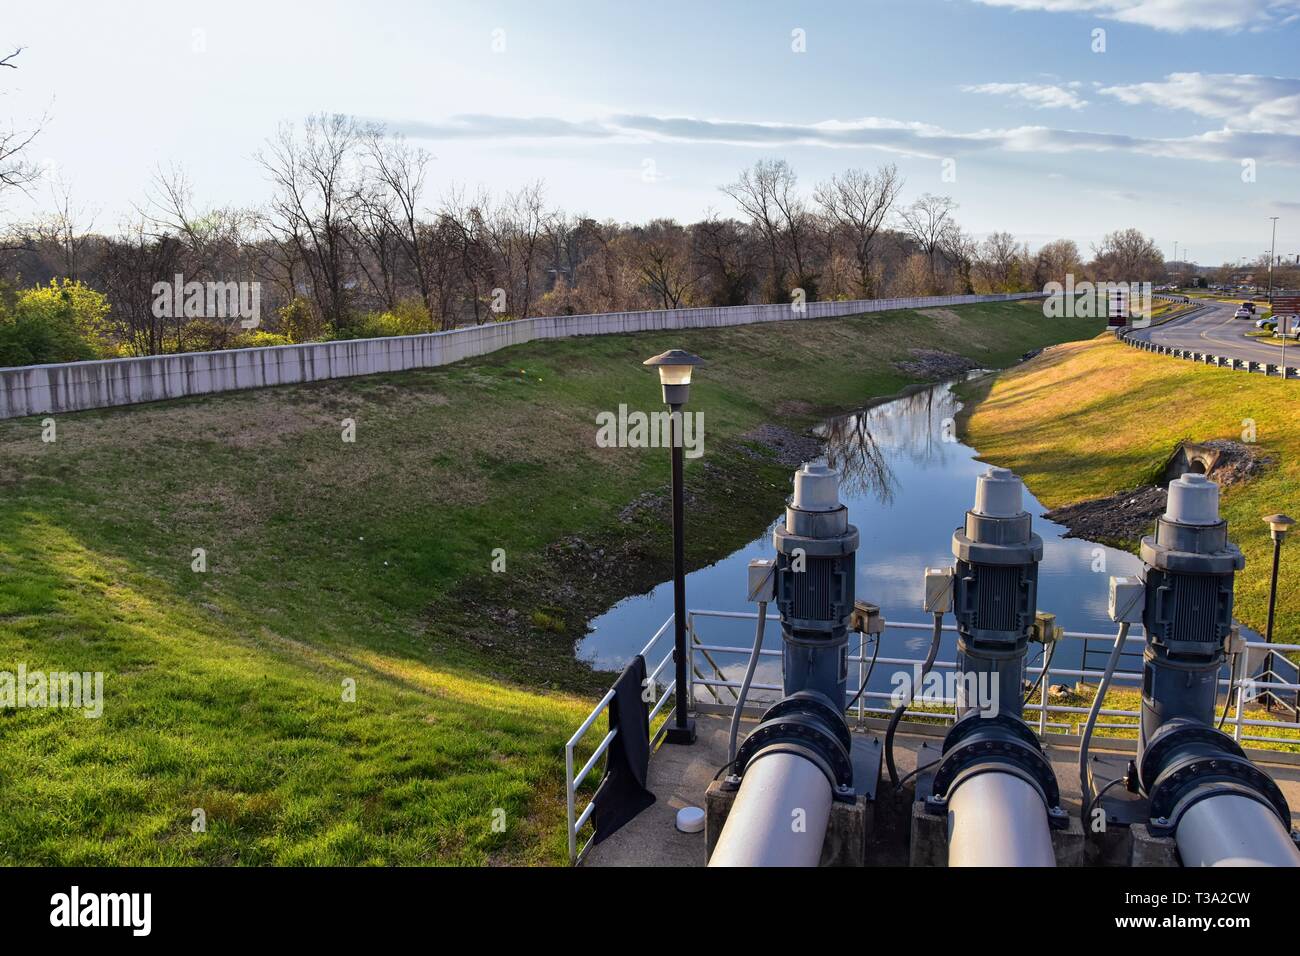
[817,376,979,504]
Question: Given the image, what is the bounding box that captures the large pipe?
[709,752,833,867]
[948,772,1056,867]
[1176,794,1300,868]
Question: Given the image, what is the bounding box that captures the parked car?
[1256,317,1276,329]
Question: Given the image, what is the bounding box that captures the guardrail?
[565,607,1300,864]
[564,616,678,866]
[1118,326,1299,379]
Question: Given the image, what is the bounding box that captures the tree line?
[1,104,1171,360]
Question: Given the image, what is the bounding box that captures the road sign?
[1271,295,1300,316]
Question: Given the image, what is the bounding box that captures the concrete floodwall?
[0,292,1038,420]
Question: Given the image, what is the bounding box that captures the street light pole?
[644,348,704,745]
[1262,514,1294,714]
[1268,217,1279,301]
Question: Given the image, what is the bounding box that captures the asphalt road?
[1130,298,1298,367]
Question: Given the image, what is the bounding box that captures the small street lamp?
[643,348,705,745]
[1262,513,1294,712]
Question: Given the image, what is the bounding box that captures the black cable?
[1023,638,1058,707]
[1218,654,1239,730]
[844,634,881,714]
[1084,775,1125,826]
[896,758,940,790]
[711,758,736,782]
[886,613,943,787]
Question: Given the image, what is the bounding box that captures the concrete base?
[1130,824,1180,867]
[909,801,1085,866]
[705,780,871,867]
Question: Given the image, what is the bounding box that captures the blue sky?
[4,0,1300,264]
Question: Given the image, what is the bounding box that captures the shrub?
[0,279,113,367]
[336,300,435,340]
[278,297,326,344]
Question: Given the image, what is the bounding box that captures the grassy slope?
[960,334,1299,646]
[0,300,1101,865]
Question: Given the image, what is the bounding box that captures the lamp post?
[1268,218,1280,301]
[644,348,704,745]
[1262,513,1294,713]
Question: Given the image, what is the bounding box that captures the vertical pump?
[924,467,1064,867]
[1131,474,1298,866]
[710,464,859,867]
[772,463,859,702]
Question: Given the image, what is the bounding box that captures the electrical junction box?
[923,567,954,614]
[850,600,885,635]
[747,558,776,603]
[1108,576,1145,624]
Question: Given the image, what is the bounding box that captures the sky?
[3,0,1300,265]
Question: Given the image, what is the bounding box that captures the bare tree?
[362,129,437,316]
[942,225,979,295]
[633,219,696,309]
[899,193,957,287]
[815,164,902,298]
[723,159,817,300]
[976,231,1025,292]
[0,47,42,209]
[16,176,97,278]
[99,218,184,356]
[690,212,755,306]
[258,113,361,330]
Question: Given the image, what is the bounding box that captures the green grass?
[960,334,1300,647]
[0,299,1101,865]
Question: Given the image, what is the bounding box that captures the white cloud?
[384,111,1300,165]
[1101,72,1300,133]
[970,0,1300,32]
[962,81,1089,110]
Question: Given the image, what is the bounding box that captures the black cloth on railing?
[592,654,656,844]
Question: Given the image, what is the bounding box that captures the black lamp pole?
[1262,514,1294,714]
[644,349,703,745]
[666,403,695,744]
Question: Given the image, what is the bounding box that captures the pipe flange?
[757,691,853,753]
[1147,751,1291,836]
[1137,719,1243,793]
[931,713,1062,824]
[734,691,854,798]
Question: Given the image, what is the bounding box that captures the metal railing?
[564,615,679,866]
[684,610,1300,748]
[565,608,1300,864]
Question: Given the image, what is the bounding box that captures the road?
[1129,298,1297,368]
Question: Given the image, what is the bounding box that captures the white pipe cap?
[676,806,706,833]
[973,466,1024,518]
[1165,472,1221,525]
[792,463,841,512]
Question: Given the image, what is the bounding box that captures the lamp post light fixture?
[643,348,705,745]
[1262,513,1294,713]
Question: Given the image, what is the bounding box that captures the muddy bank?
[894,348,978,379]
[1044,439,1274,543]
